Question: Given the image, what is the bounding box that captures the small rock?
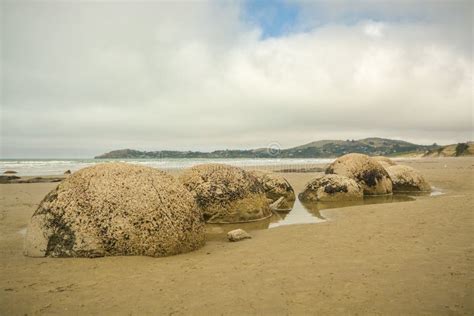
[227,229,251,242]
[3,170,17,174]
[64,170,71,175]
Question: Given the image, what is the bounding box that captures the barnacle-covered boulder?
[372,156,397,168]
[24,163,205,258]
[179,164,271,223]
[326,153,392,195]
[248,170,295,210]
[299,174,364,202]
[386,165,431,192]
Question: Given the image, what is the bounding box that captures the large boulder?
[24,163,205,258]
[326,153,392,195]
[179,164,271,223]
[386,165,431,192]
[299,174,363,202]
[372,156,396,168]
[248,170,295,210]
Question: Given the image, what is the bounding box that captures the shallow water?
[430,187,444,196]
[0,158,333,176]
[206,193,420,240]
[17,228,27,236]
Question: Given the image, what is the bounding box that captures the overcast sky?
[1,0,472,158]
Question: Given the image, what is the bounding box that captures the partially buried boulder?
[299,174,363,202]
[248,170,295,210]
[24,163,205,258]
[386,165,431,192]
[179,164,271,223]
[326,153,392,195]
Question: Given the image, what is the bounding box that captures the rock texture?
[299,174,364,202]
[386,165,431,192]
[372,156,396,168]
[249,170,295,210]
[326,153,392,195]
[227,229,252,242]
[24,163,205,258]
[179,164,271,223]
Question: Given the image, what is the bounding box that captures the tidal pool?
[205,192,431,240]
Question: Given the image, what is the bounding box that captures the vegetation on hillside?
[423,142,473,157]
[95,138,440,159]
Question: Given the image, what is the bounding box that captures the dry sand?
[0,158,473,315]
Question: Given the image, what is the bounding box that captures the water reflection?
[206,193,420,240]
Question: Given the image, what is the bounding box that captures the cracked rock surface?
[179,164,271,223]
[299,174,364,202]
[24,163,205,258]
[249,170,295,210]
[326,153,393,195]
[386,165,431,192]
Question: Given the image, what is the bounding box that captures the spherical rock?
[24,163,205,258]
[326,153,392,195]
[386,165,431,192]
[299,174,364,202]
[248,170,295,210]
[179,164,271,223]
[372,156,396,168]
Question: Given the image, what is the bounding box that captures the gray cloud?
[1,0,472,158]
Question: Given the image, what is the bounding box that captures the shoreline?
[1,157,473,314]
[0,156,451,177]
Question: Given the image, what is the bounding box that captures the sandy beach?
[0,157,473,315]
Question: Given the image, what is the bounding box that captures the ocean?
[0,158,334,176]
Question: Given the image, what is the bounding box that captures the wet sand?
[0,158,473,315]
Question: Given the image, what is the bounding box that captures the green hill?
[95,137,439,159]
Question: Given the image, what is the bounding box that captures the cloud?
[1,0,472,157]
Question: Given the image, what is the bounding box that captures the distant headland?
[95,138,473,159]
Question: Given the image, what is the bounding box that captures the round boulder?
[179,164,271,223]
[326,153,392,195]
[248,170,295,210]
[372,156,396,168]
[386,165,431,192]
[299,174,363,202]
[24,163,205,258]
